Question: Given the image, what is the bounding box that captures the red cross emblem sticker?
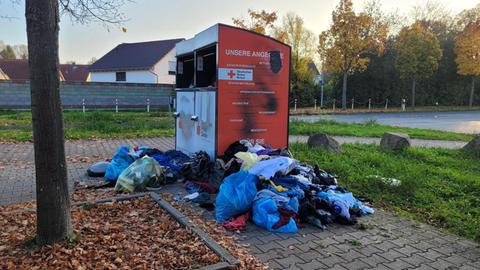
[228,70,236,78]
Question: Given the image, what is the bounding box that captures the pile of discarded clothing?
[87,145,191,193]
[179,140,374,233]
[93,140,374,233]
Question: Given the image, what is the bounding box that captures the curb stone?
[149,192,240,269]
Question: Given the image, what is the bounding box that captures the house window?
[116,72,126,82]
[168,61,176,75]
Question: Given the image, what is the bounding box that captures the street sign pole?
[320,79,324,108]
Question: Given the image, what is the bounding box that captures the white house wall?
[89,70,157,84]
[152,48,176,84]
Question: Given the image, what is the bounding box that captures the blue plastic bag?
[252,197,298,233]
[215,171,258,222]
[105,146,136,182]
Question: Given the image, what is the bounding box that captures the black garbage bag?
[181,151,211,180]
[220,141,248,163]
[180,151,225,189]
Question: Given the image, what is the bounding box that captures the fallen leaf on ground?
[0,197,220,269]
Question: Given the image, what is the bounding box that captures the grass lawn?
[0,110,473,142]
[289,120,474,141]
[0,110,174,141]
[290,143,480,241]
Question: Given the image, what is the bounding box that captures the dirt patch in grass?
[0,197,220,269]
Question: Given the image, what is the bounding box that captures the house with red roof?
[0,59,89,83]
[88,38,184,84]
[59,64,90,82]
[0,59,32,82]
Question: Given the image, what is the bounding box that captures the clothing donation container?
[174,24,291,159]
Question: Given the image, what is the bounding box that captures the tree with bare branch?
[23,0,128,245]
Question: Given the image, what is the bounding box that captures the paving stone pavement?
[0,137,174,204]
[0,135,466,204]
[0,137,479,270]
[160,183,480,270]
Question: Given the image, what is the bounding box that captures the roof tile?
[88,38,184,72]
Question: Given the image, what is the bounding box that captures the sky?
[0,0,478,63]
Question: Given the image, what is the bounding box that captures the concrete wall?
[0,81,174,109]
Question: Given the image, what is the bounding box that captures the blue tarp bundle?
[252,197,298,233]
[215,170,258,222]
[104,146,136,182]
[251,189,299,233]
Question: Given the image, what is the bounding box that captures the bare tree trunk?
[342,72,347,110]
[26,0,71,245]
[469,77,475,108]
[411,79,416,108]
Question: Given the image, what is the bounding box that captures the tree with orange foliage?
[318,0,387,109]
[396,21,442,108]
[455,21,480,107]
[273,13,317,106]
[232,9,277,35]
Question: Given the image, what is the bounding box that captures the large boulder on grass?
[380,132,411,151]
[307,133,342,153]
[463,135,480,156]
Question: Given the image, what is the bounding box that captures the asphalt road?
[291,110,480,134]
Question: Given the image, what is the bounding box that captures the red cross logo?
[228,70,236,78]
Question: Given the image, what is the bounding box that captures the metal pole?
[82,99,85,113]
[168,96,172,114]
[320,84,324,108]
[314,99,317,111]
[115,98,118,113]
[385,99,389,110]
[351,98,354,110]
[333,99,336,111]
[368,98,371,110]
[294,99,297,112]
[147,98,150,113]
